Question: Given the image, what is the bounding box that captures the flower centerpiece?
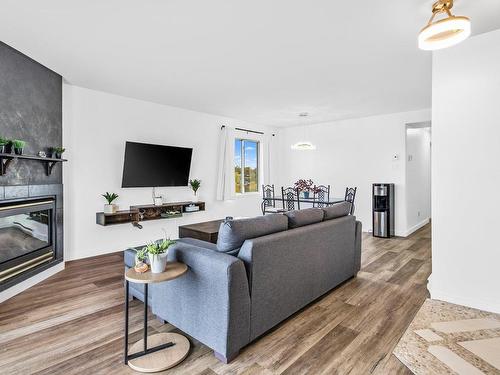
[144,238,176,273]
[294,179,314,199]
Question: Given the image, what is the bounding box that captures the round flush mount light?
[298,112,309,117]
[419,0,471,51]
[291,142,316,151]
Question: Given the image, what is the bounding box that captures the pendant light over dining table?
[418,0,471,50]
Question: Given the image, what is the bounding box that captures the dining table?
[261,196,346,213]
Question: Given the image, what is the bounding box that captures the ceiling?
[0,1,499,127]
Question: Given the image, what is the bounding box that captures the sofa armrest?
[354,220,362,273]
[151,242,250,358]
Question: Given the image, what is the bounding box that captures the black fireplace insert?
[0,197,57,289]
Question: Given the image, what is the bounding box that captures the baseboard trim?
[400,218,430,237]
[0,262,65,304]
[429,288,500,314]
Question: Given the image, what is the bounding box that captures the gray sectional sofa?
[124,202,362,363]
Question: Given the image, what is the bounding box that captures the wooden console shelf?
[96,201,205,226]
[0,153,67,177]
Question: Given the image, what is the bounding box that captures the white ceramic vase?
[103,204,116,214]
[148,253,167,273]
[192,192,199,202]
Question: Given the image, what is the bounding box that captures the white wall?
[405,127,431,233]
[275,109,431,236]
[430,29,500,313]
[63,84,274,260]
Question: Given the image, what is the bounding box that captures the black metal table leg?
[124,280,129,364]
[124,279,176,365]
[144,283,148,352]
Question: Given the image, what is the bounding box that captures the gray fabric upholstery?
[151,242,251,358]
[238,215,357,340]
[216,214,288,253]
[322,201,351,220]
[123,212,361,362]
[354,220,362,273]
[176,237,218,251]
[284,207,324,228]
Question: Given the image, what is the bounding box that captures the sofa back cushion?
[322,201,351,220]
[217,214,288,253]
[284,208,325,229]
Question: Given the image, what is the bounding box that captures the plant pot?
[303,191,310,199]
[14,148,23,155]
[4,143,12,154]
[148,253,167,274]
[0,145,5,154]
[55,153,62,159]
[103,204,117,214]
[192,193,199,202]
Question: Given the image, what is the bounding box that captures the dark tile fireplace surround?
[0,42,64,293]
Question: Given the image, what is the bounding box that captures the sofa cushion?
[217,214,288,253]
[322,201,351,220]
[285,208,325,229]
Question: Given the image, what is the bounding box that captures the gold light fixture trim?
[419,0,471,50]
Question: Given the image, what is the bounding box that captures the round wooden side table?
[124,262,189,373]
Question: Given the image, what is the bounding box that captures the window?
[234,138,259,194]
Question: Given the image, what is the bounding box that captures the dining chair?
[281,186,301,211]
[313,185,330,208]
[261,184,284,214]
[345,187,357,215]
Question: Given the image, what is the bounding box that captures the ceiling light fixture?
[298,112,309,117]
[291,142,316,151]
[418,0,471,51]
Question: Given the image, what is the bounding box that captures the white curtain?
[216,126,235,201]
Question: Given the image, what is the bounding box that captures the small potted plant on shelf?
[12,140,26,155]
[0,137,8,154]
[144,237,176,273]
[294,179,314,199]
[102,192,119,214]
[189,179,201,202]
[54,147,66,159]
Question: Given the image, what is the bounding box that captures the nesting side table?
[124,262,189,373]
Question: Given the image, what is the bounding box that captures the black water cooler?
[372,183,394,238]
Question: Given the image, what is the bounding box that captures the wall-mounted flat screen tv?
[121,141,193,188]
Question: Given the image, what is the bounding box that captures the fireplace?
[0,197,57,290]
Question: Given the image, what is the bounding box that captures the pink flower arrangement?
[294,179,314,192]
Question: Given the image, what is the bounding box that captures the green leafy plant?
[102,192,119,204]
[54,147,66,154]
[12,139,26,149]
[135,247,148,262]
[144,238,176,255]
[189,179,202,194]
[0,137,8,146]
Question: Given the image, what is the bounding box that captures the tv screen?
[121,141,193,188]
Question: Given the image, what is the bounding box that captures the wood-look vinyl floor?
[0,224,431,374]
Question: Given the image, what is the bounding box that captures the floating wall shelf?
[96,201,205,227]
[0,153,68,177]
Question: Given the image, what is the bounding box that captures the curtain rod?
[220,125,275,136]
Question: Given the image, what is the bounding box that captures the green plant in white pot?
[144,238,176,273]
[189,179,201,202]
[102,192,119,214]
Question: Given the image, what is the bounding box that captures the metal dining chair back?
[262,184,276,214]
[345,187,357,215]
[281,186,301,211]
[313,185,330,208]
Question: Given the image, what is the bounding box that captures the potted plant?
[134,247,149,273]
[102,192,119,214]
[189,179,201,202]
[144,237,176,273]
[294,179,314,198]
[54,147,66,159]
[0,137,8,154]
[12,140,26,155]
